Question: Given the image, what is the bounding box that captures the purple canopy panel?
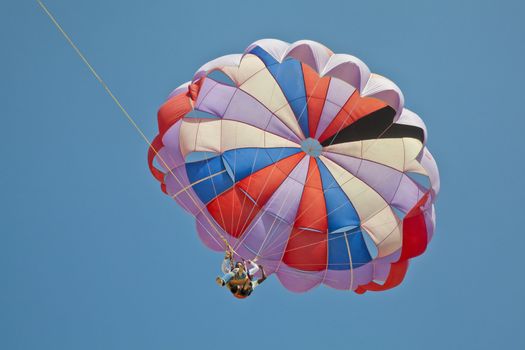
[391,175,426,214]
[276,265,325,293]
[159,120,185,170]
[324,263,374,290]
[196,211,239,253]
[314,78,356,139]
[194,79,236,117]
[260,156,309,223]
[236,213,292,265]
[372,250,402,282]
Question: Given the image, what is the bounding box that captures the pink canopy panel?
[148,39,440,293]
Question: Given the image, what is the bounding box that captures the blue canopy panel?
[249,46,309,137]
[328,229,372,270]
[221,147,300,182]
[185,156,234,204]
[248,46,278,66]
[316,158,361,233]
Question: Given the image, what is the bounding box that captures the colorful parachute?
[148,39,440,293]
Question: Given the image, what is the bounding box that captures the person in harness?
[216,249,267,298]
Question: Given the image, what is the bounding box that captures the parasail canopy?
[148,39,439,293]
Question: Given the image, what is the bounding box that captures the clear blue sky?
[2,0,524,349]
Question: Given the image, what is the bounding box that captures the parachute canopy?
[148,39,439,293]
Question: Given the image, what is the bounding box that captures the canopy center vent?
[300,138,322,157]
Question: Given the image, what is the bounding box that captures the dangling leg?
[216,271,235,286]
[217,249,236,286]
